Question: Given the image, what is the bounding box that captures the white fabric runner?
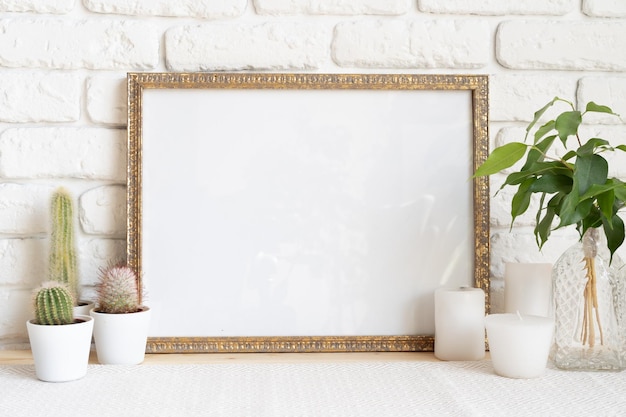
[1,360,625,416]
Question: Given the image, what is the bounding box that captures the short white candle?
[504,262,552,317]
[485,313,554,379]
[434,287,485,361]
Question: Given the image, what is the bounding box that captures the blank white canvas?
[141,88,473,337]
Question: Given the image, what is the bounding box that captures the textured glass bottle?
[552,228,626,371]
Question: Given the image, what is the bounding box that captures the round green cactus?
[95,264,142,314]
[33,282,75,325]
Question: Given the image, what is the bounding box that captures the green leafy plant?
[94,264,143,314]
[475,97,626,260]
[48,187,79,303]
[475,97,626,348]
[33,282,75,325]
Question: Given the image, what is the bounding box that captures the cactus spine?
[96,264,142,314]
[33,282,75,325]
[48,188,79,304]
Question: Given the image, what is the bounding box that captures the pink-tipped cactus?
[95,264,143,314]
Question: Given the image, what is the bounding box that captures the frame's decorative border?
[147,335,434,353]
[127,72,490,353]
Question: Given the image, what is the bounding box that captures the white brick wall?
[0,1,625,345]
[165,23,332,71]
[86,76,127,125]
[0,19,159,70]
[418,0,575,15]
[0,0,74,14]
[578,77,626,123]
[332,20,490,68]
[584,0,626,17]
[0,238,47,286]
[84,0,248,18]
[489,74,577,122]
[0,183,54,235]
[497,21,626,71]
[0,73,80,122]
[0,128,126,180]
[255,0,411,15]
[79,185,127,236]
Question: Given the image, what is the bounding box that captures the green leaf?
[533,121,556,144]
[525,97,559,141]
[585,102,615,115]
[500,159,573,199]
[558,189,593,227]
[555,111,582,145]
[582,206,603,230]
[523,161,573,179]
[597,189,616,223]
[503,171,532,186]
[603,215,625,264]
[617,145,626,152]
[474,142,527,177]
[511,178,535,225]
[578,181,622,201]
[548,192,566,222]
[535,205,556,249]
[535,193,566,248]
[534,193,547,246]
[562,150,577,162]
[574,154,608,195]
[535,192,546,225]
[614,180,626,202]
[547,192,565,211]
[530,174,573,193]
[577,138,610,157]
[521,135,557,170]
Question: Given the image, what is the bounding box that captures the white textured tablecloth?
[1,360,625,416]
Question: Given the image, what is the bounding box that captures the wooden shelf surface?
[0,349,442,365]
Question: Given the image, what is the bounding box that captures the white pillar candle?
[434,287,485,361]
[485,313,554,379]
[504,262,552,317]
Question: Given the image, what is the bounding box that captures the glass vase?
[552,227,626,371]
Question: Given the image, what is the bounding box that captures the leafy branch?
[475,97,626,262]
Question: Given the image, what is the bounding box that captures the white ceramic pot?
[26,315,94,382]
[90,307,151,365]
[73,301,95,317]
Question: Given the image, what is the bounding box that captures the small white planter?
[73,301,95,317]
[26,315,94,382]
[90,307,151,365]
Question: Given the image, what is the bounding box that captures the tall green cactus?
[49,188,79,304]
[33,282,75,325]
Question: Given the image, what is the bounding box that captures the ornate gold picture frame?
[127,73,489,353]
